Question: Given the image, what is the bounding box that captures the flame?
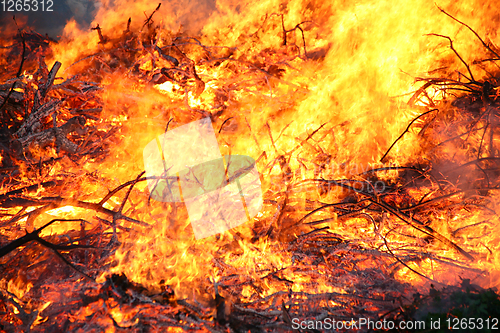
[30,302,51,328]
[7,277,32,299]
[46,206,76,216]
[2,0,500,329]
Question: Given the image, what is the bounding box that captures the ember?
[1,0,500,332]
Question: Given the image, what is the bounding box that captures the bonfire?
[1,0,500,332]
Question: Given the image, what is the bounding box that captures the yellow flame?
[33,0,500,302]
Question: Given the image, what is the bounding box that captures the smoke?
[91,0,217,36]
[0,0,98,39]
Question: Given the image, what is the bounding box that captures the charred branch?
[297,178,474,260]
[380,109,438,162]
[143,3,161,30]
[437,5,500,60]
[91,24,108,44]
[280,15,311,57]
[0,30,26,123]
[0,218,95,279]
[15,115,86,154]
[427,34,475,82]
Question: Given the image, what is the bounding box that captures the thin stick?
[143,3,161,29]
[371,196,474,261]
[436,5,500,60]
[380,109,438,162]
[117,171,145,213]
[0,218,95,280]
[15,30,26,78]
[0,30,26,112]
[300,178,474,260]
[218,117,234,133]
[381,232,445,286]
[427,34,475,82]
[281,16,312,57]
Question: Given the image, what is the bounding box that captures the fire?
[45,205,75,216]
[1,0,500,331]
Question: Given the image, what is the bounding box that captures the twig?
[264,185,290,238]
[15,31,27,78]
[399,191,463,212]
[427,34,475,82]
[448,157,500,172]
[300,178,474,260]
[436,5,500,60]
[218,117,234,133]
[125,17,131,33]
[381,232,446,286]
[0,218,95,280]
[289,122,327,156]
[0,30,26,113]
[296,200,370,225]
[380,109,438,162]
[296,226,330,240]
[281,15,311,57]
[408,81,433,106]
[117,171,145,214]
[3,195,149,228]
[15,115,86,154]
[371,196,474,261]
[143,3,161,29]
[91,24,107,44]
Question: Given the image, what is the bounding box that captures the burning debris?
[1,1,500,332]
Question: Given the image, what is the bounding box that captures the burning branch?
[1,3,500,331]
[15,115,86,155]
[280,15,311,57]
[436,5,500,60]
[0,218,95,279]
[380,109,438,162]
[427,34,475,82]
[91,24,108,44]
[297,178,474,260]
[0,30,25,115]
[143,3,161,30]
